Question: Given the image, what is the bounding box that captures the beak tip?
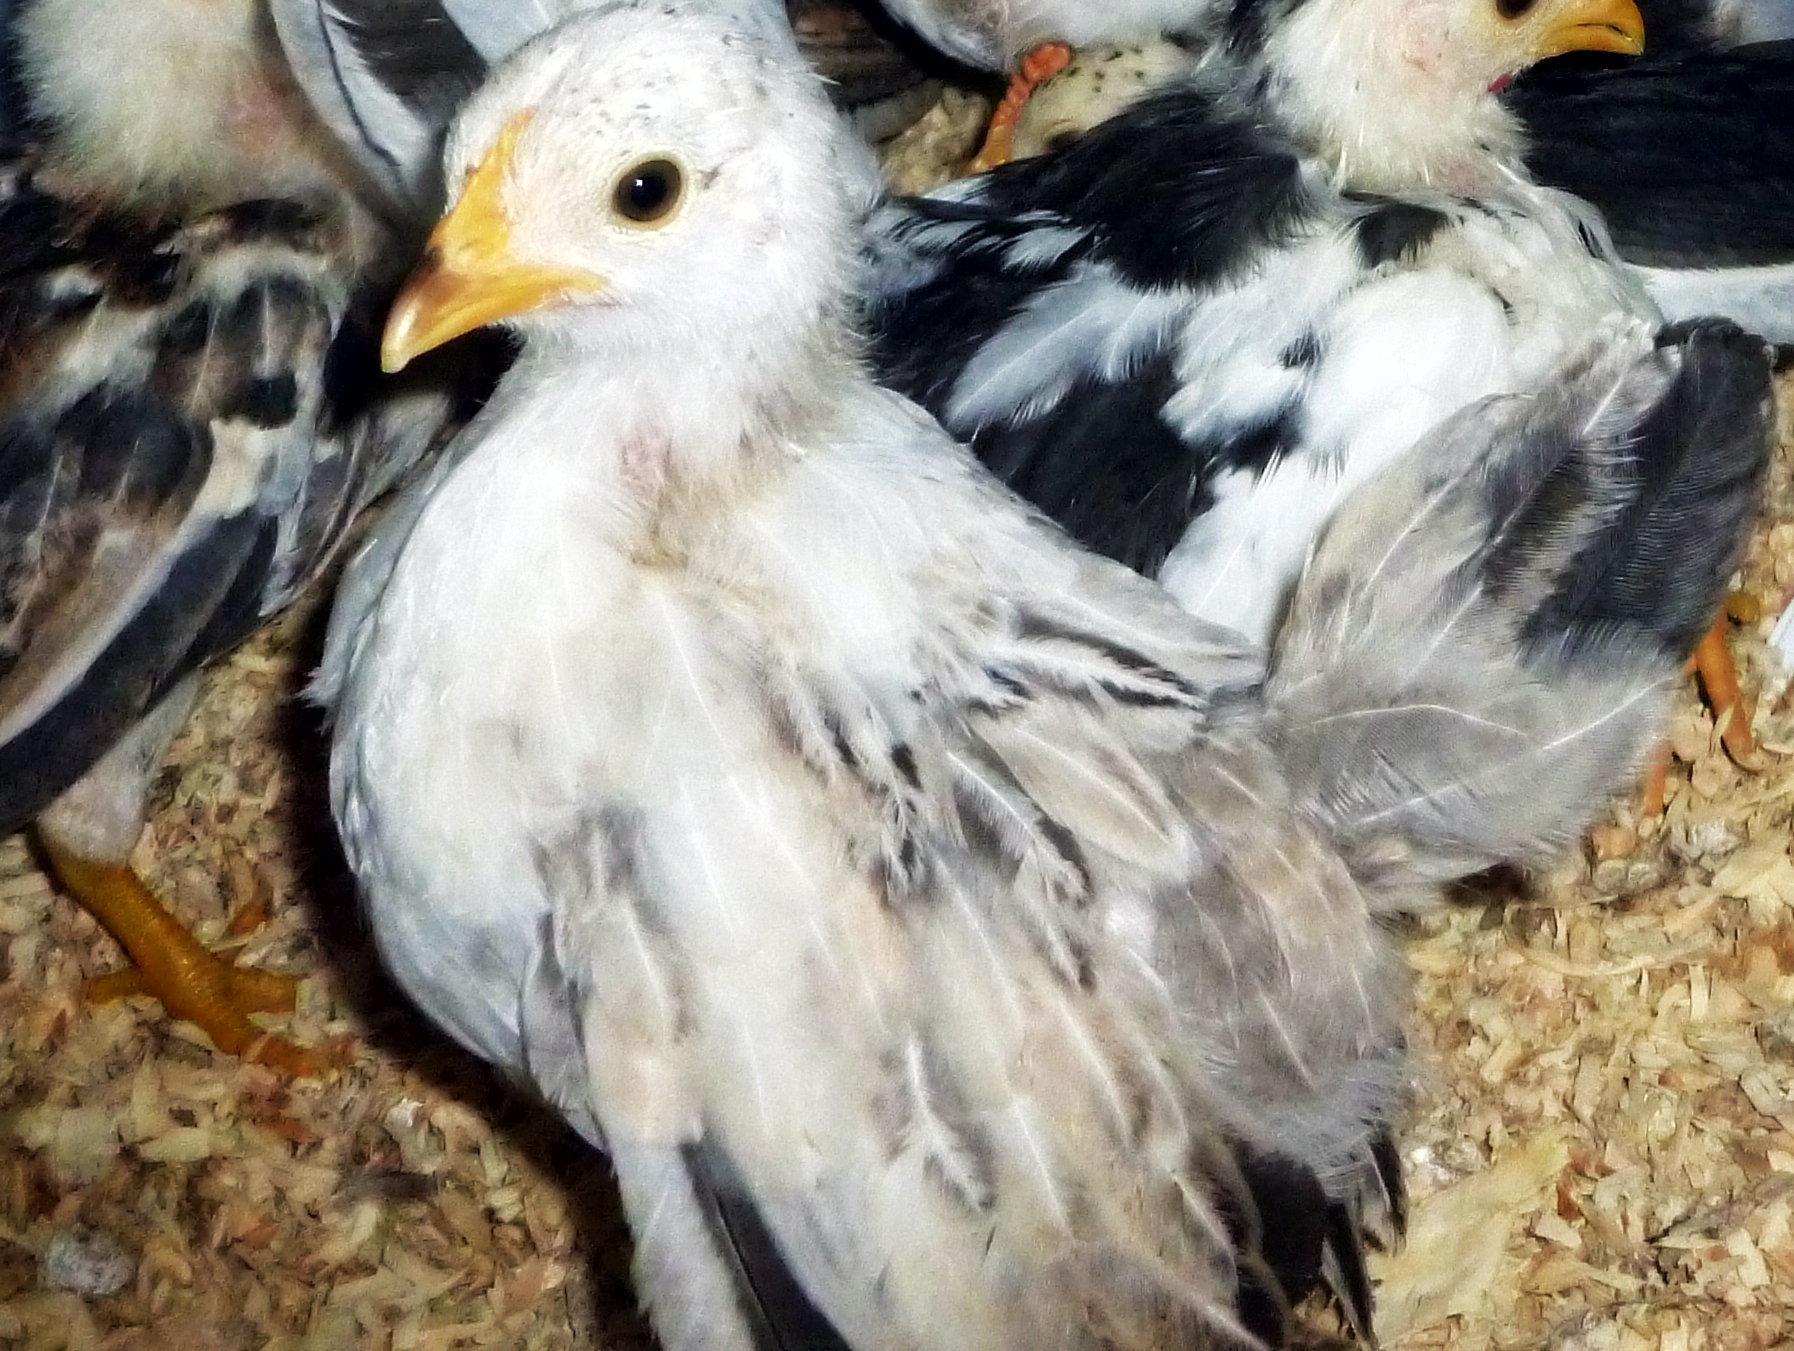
[380,290,433,373]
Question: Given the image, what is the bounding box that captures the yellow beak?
[1532,0,1646,60]
[382,114,606,373]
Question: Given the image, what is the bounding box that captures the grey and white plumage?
[0,180,450,851]
[319,4,1770,1346]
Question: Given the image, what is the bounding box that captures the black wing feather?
[1511,318,1775,662]
[1511,43,1794,266]
[968,84,1315,291]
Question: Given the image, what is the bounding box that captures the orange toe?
[43,836,338,1078]
[1692,611,1754,761]
[969,41,1075,172]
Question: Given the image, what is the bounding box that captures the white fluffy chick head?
[1255,0,1646,192]
[382,0,865,374]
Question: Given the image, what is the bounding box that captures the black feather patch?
[965,349,1216,578]
[235,374,301,429]
[968,85,1315,292]
[1279,330,1323,371]
[1369,1126,1408,1243]
[0,2,28,160]
[866,199,1093,414]
[1350,198,1449,268]
[0,172,84,284]
[1322,1203,1377,1339]
[201,199,326,248]
[52,385,207,507]
[1634,0,1738,52]
[325,0,485,125]
[1479,320,1772,666]
[1199,1135,1340,1347]
[973,350,1299,581]
[1217,0,1311,63]
[682,1143,856,1351]
[1511,43,1794,266]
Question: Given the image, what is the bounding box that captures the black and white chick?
[874,0,1792,168]
[319,2,1770,1347]
[865,0,1685,652]
[0,0,460,1073]
[876,0,1793,73]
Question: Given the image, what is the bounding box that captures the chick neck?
[499,288,865,532]
[1209,0,1527,197]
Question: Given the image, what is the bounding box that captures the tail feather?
[1223,1134,1386,1346]
[1267,319,1773,910]
[682,1143,858,1351]
[609,1137,857,1351]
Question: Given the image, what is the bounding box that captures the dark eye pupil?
[615,159,681,222]
[625,173,667,214]
[1496,0,1536,17]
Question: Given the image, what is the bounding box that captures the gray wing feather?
[719,563,1402,1346]
[1267,319,1774,909]
[269,0,486,217]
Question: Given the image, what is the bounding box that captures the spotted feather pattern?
[0,169,457,833]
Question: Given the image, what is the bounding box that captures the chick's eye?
[1495,0,1536,16]
[613,158,683,224]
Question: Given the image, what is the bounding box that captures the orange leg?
[1637,742,1671,819]
[1637,609,1755,817]
[1692,612,1754,761]
[40,835,335,1077]
[968,42,1074,172]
